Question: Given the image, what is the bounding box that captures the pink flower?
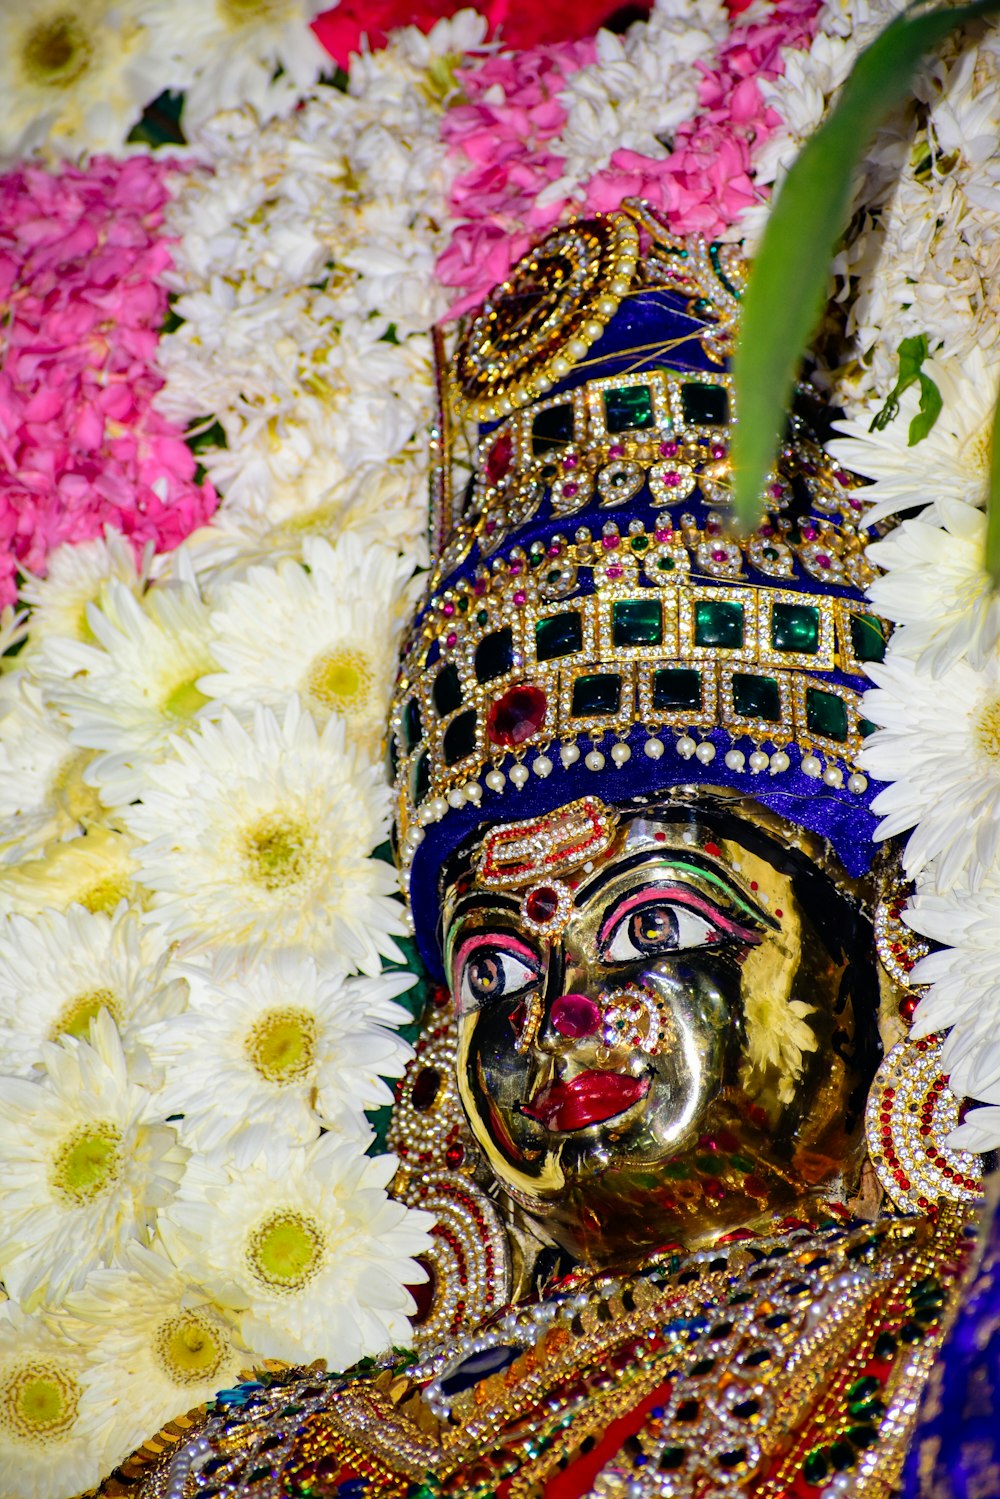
[0,155,217,610]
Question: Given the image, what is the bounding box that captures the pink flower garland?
[438,0,821,311]
[0,156,217,610]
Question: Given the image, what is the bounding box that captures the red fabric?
[312,1,652,67]
[542,1380,673,1498]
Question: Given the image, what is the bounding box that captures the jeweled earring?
[388,988,512,1345]
[866,871,983,1213]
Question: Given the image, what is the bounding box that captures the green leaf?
[870,333,930,432]
[987,391,1000,589]
[731,0,1000,529]
[908,370,943,446]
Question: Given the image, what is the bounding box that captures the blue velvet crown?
[389,205,887,977]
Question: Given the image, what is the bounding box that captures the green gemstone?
[847,1377,880,1403]
[531,402,575,454]
[536,611,583,662]
[604,383,654,433]
[846,1425,879,1450]
[403,697,422,751]
[443,709,477,766]
[571,673,621,717]
[828,1441,856,1471]
[657,556,676,572]
[873,1332,897,1360]
[476,609,489,627]
[630,535,650,552]
[612,598,663,647]
[474,627,514,684]
[899,1321,924,1344]
[413,751,430,804]
[659,1447,686,1472]
[681,382,729,426]
[858,717,877,738]
[732,673,781,722]
[805,687,849,742]
[694,599,744,649]
[848,1399,885,1421]
[850,612,887,663]
[802,1448,829,1485]
[653,668,702,712]
[771,602,820,654]
[433,663,462,717]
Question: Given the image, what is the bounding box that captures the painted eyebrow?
[597,884,763,949]
[574,849,778,929]
[443,893,522,969]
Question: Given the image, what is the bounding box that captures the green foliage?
[869,334,943,446]
[731,0,1000,531]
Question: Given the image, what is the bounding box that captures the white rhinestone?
[485,769,506,791]
[644,736,665,759]
[695,741,716,764]
[677,735,696,760]
[509,763,530,789]
[801,754,822,778]
[585,749,606,771]
[749,750,769,774]
[533,754,553,778]
[561,743,581,767]
[769,750,790,774]
[611,742,632,766]
[848,772,868,794]
[823,765,844,787]
[725,749,745,771]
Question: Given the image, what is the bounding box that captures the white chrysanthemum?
[156,1136,434,1368]
[0,906,186,1080]
[0,679,105,865]
[36,578,218,810]
[145,0,330,131]
[0,1303,114,1499]
[17,531,147,656]
[861,653,1000,889]
[828,350,1000,523]
[62,1245,247,1450]
[0,0,165,161]
[866,499,1000,674]
[122,701,405,975]
[0,828,143,919]
[201,534,417,759]
[0,1013,186,1307]
[140,953,414,1164]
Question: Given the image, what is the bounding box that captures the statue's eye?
[456,945,540,1013]
[602,901,718,962]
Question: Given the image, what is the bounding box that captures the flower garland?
[2,3,1000,1496]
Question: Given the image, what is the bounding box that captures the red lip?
[522,1070,651,1131]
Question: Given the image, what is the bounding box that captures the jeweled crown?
[389,204,888,975]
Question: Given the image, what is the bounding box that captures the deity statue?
[98,207,998,1499]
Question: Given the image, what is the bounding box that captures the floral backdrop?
[2,1,1000,1495]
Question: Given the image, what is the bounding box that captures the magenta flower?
[0,156,217,610]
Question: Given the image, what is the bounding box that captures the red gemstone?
[486,684,547,748]
[406,1256,437,1324]
[485,433,513,485]
[525,886,560,923]
[411,1066,441,1112]
[445,1142,465,1168]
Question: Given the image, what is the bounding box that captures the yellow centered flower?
[220,0,291,25]
[245,1007,317,1085]
[246,1210,325,1292]
[0,1360,81,1440]
[154,1313,229,1386]
[49,987,121,1043]
[19,15,91,89]
[305,647,374,716]
[52,750,104,828]
[241,814,315,892]
[160,677,210,721]
[50,1122,123,1204]
[81,875,133,914]
[974,696,1000,761]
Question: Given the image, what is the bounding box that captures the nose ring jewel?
[601,986,673,1056]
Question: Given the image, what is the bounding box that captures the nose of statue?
[550,993,602,1039]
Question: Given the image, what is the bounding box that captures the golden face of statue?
[442,791,882,1265]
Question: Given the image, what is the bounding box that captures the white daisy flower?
[827,347,1000,523]
[122,700,405,975]
[0,679,105,866]
[17,531,148,656]
[201,534,417,761]
[156,1136,434,1368]
[0,0,165,162]
[0,828,143,919]
[62,1244,247,1452]
[0,1303,112,1499]
[861,653,1000,889]
[143,0,330,132]
[36,578,219,810]
[0,1012,186,1307]
[865,498,1000,674]
[0,905,186,1080]
[948,1103,1000,1154]
[139,953,414,1165]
